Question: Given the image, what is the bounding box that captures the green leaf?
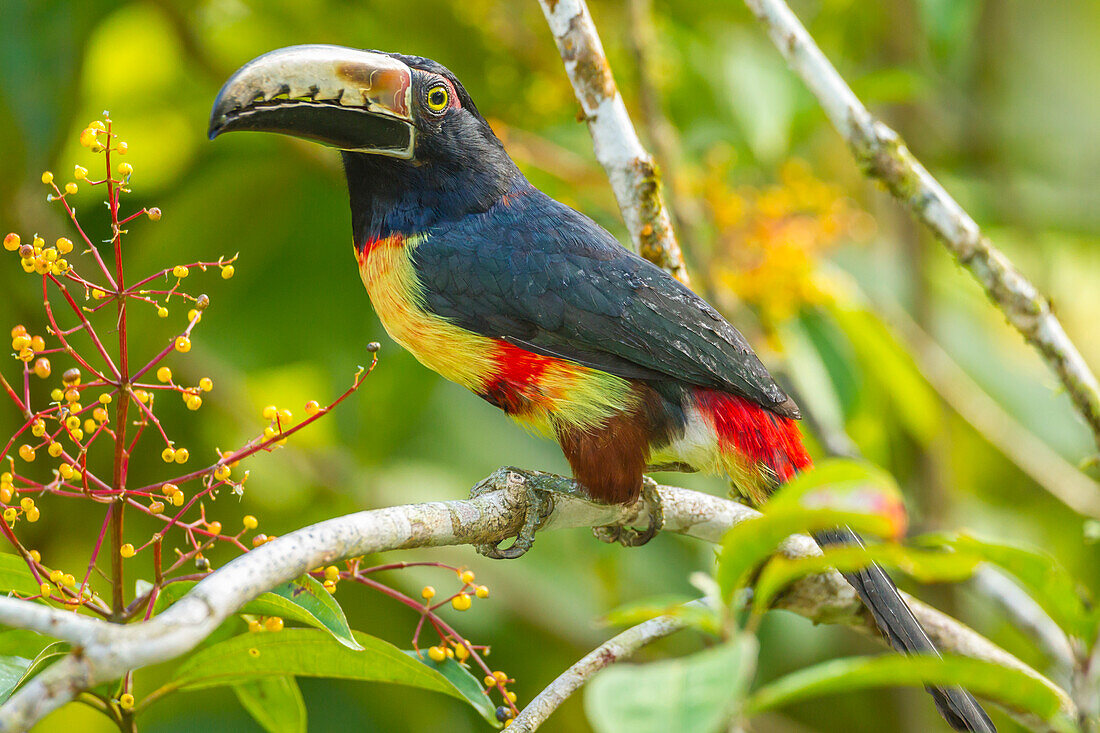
[921,533,1095,641]
[0,655,32,702]
[717,460,908,602]
[403,651,500,727]
[156,576,363,650]
[0,553,44,596]
[233,677,306,733]
[0,630,56,659]
[585,636,757,733]
[745,654,1070,729]
[752,545,981,617]
[168,629,491,722]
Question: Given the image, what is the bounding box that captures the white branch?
[742,0,1100,453]
[536,0,690,284]
[0,469,1072,730]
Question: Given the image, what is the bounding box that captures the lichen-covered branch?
[0,468,1071,731]
[509,602,703,731]
[742,0,1100,453]
[537,0,690,284]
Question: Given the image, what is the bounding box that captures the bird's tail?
[814,527,996,732]
[695,390,995,732]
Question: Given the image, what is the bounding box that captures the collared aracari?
[209,45,994,732]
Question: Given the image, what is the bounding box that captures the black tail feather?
[814,527,996,733]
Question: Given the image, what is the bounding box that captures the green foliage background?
[1,0,1098,730]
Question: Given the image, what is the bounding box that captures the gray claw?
[471,469,554,559]
[594,476,664,548]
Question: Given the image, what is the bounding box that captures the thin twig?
[536,0,690,284]
[741,0,1100,452]
[0,469,1072,731]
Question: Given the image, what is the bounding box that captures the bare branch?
[741,0,1100,452]
[0,469,1072,730]
[509,602,704,731]
[537,0,690,284]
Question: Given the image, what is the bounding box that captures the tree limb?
[741,0,1100,453]
[0,469,1072,730]
[536,0,690,284]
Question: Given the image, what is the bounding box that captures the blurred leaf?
[828,304,940,445]
[752,544,981,617]
[0,553,44,596]
[0,655,32,703]
[169,629,491,720]
[717,29,798,162]
[851,67,930,105]
[921,533,1095,641]
[156,576,363,650]
[917,0,983,62]
[745,654,1069,728]
[585,636,757,733]
[718,459,907,602]
[233,676,307,733]
[0,630,55,659]
[403,651,501,727]
[603,596,721,636]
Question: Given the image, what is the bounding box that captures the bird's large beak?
[209,45,416,159]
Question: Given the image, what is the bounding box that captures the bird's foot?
[593,476,664,548]
[470,468,556,560]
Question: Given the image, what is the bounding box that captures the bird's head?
[209,45,520,243]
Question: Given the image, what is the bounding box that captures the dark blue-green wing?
[413,188,796,416]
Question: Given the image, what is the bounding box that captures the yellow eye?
[426,85,449,113]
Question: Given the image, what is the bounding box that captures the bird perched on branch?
[209,45,993,731]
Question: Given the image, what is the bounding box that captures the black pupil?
[430,90,445,107]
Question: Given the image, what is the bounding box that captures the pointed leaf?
[403,651,500,727]
[168,629,490,722]
[745,654,1070,729]
[0,656,32,702]
[585,636,757,733]
[233,676,306,733]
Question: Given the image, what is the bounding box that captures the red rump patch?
[482,341,554,414]
[695,389,812,482]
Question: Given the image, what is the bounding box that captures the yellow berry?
[64,183,77,195]
[264,616,284,632]
[28,550,39,562]
[70,427,83,442]
[64,416,79,431]
[248,620,262,633]
[207,521,222,535]
[120,544,135,558]
[323,579,337,593]
[149,501,164,514]
[459,570,475,584]
[277,409,292,423]
[48,442,63,458]
[262,405,277,420]
[72,166,87,181]
[242,514,258,530]
[156,366,172,383]
[187,309,200,322]
[213,464,230,481]
[454,643,469,661]
[39,582,51,595]
[84,419,96,433]
[0,488,10,504]
[170,491,184,506]
[19,497,33,511]
[117,141,128,154]
[88,120,106,132]
[33,358,51,379]
[62,368,80,386]
[48,569,62,583]
[79,128,99,148]
[172,265,188,278]
[157,306,168,318]
[31,420,45,437]
[421,586,436,600]
[58,463,74,480]
[324,566,340,581]
[174,336,191,353]
[199,377,213,392]
[119,693,134,710]
[428,646,446,662]
[18,445,35,462]
[494,671,508,684]
[91,288,106,300]
[11,334,30,351]
[117,162,133,177]
[304,400,321,416]
[4,508,18,522]
[221,265,235,279]
[161,483,178,496]
[98,393,112,404]
[475,585,490,599]
[451,593,471,611]
[93,407,108,422]
[147,207,161,221]
[3,233,20,251]
[41,172,53,185]
[263,426,277,441]
[506,691,517,704]
[134,390,149,404]
[161,447,176,463]
[186,394,202,411]
[484,676,497,687]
